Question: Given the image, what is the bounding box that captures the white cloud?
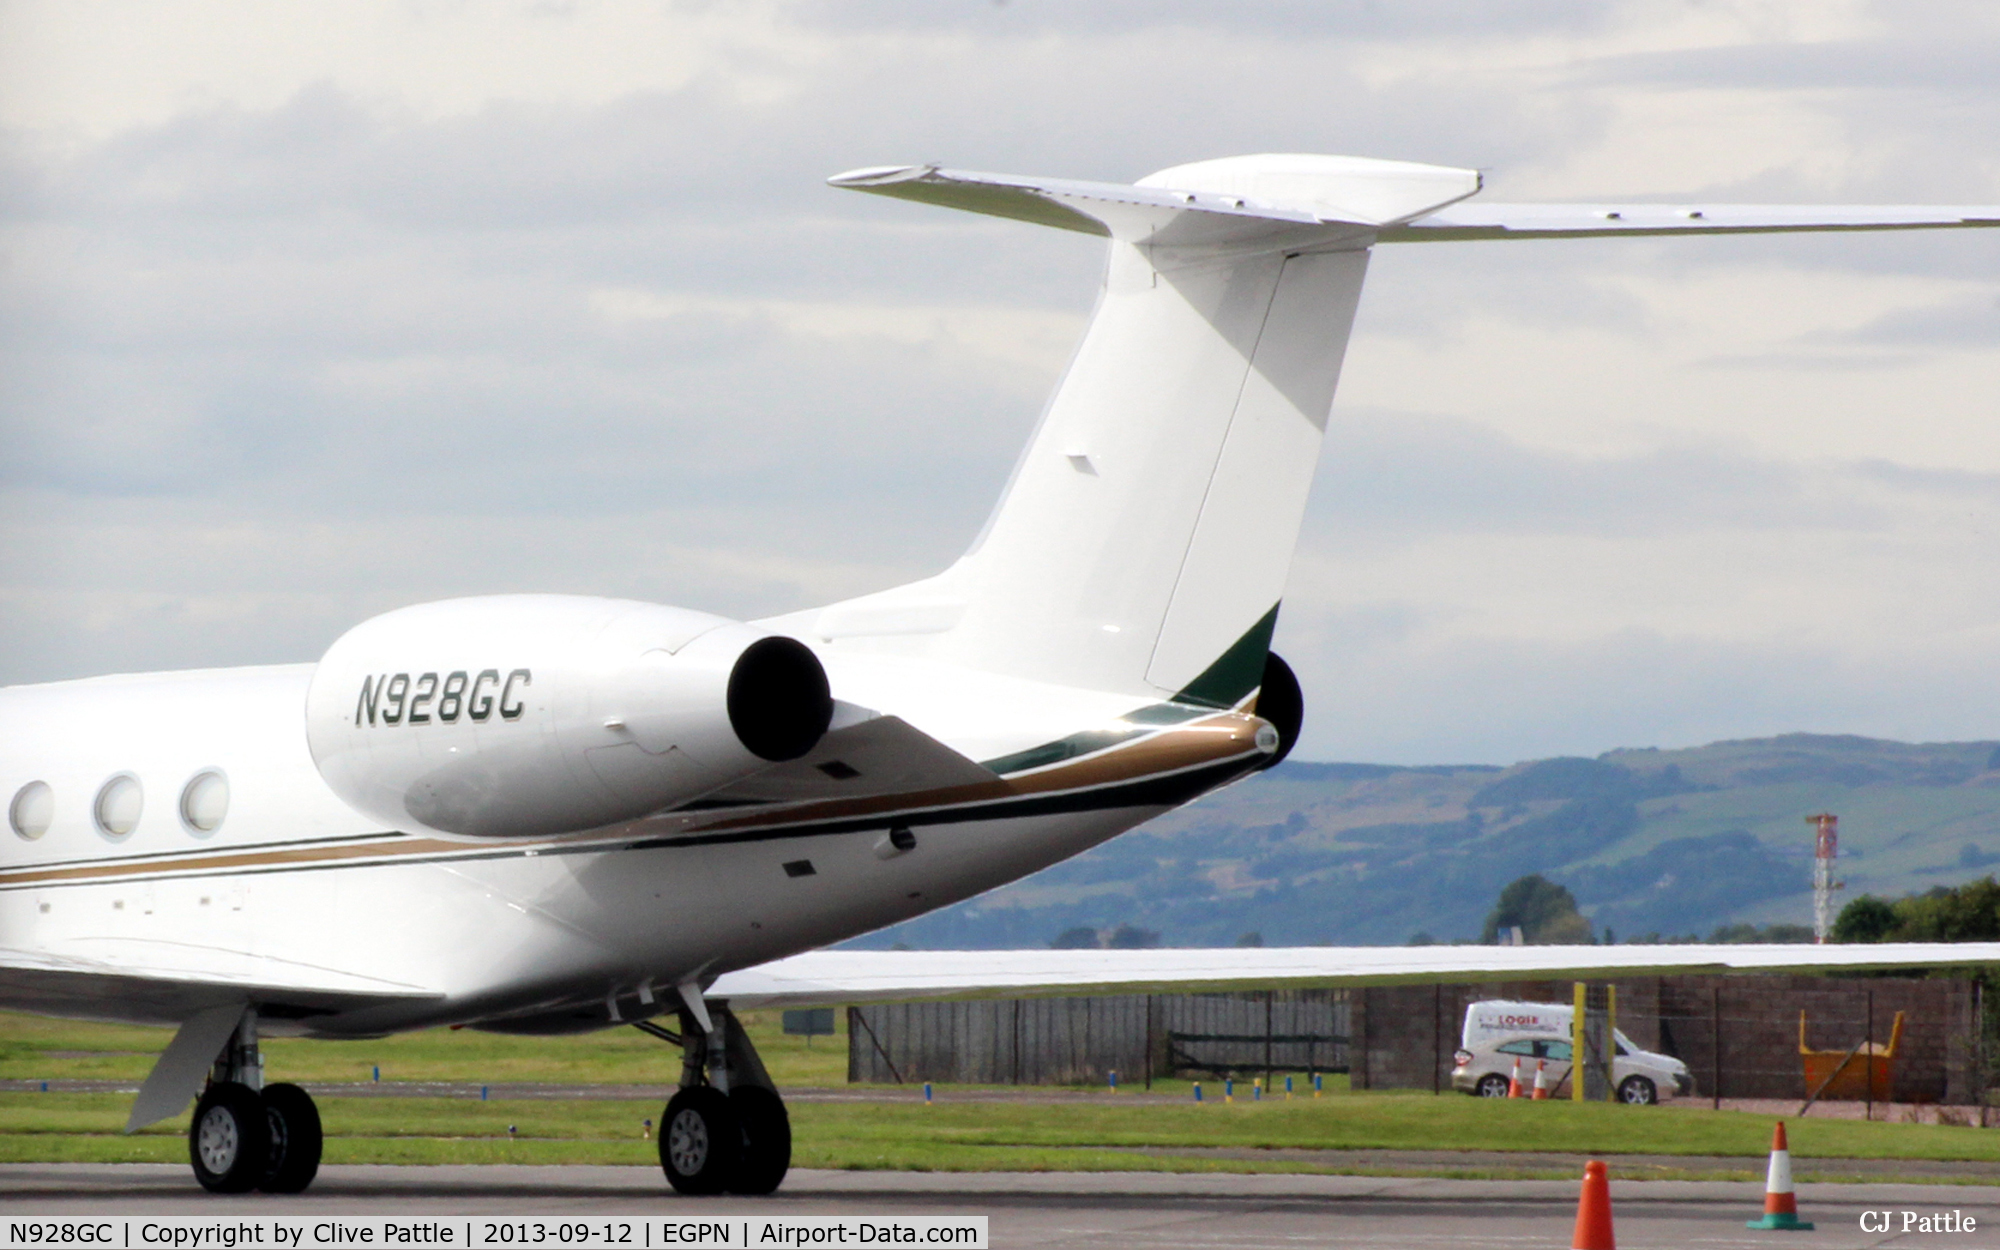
[588,287,1083,376]
[6,0,2000,765]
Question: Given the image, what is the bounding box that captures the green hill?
[851,734,2000,949]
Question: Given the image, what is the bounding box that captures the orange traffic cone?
[1745,1121,1813,1230]
[1507,1057,1524,1098]
[1571,1159,1615,1250]
[1531,1058,1550,1100]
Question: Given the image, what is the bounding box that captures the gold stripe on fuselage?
[0,712,1267,890]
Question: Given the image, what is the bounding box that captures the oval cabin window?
[94,775,143,839]
[179,771,229,835]
[9,781,52,840]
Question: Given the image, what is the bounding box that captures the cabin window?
[8,781,52,840]
[93,774,143,839]
[179,770,229,835]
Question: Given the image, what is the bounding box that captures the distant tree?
[1481,874,1595,945]
[1106,923,1161,949]
[1892,877,2000,942]
[1406,931,1436,947]
[1235,931,1264,947]
[1832,896,1899,943]
[1051,926,1100,949]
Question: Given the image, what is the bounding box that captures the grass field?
[0,1009,849,1088]
[5,1011,1997,1180]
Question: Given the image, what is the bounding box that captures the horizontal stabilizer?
[830,155,1482,246]
[1385,201,2000,241]
[711,942,2000,1008]
[833,162,2000,244]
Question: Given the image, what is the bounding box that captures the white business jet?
[5,154,2000,1197]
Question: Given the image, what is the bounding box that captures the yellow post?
[1572,982,1587,1102]
[1605,984,1617,1102]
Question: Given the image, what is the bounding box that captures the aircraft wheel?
[660,1086,740,1195]
[259,1083,324,1193]
[1617,1076,1657,1105]
[727,1086,792,1195]
[1474,1074,1511,1098]
[189,1082,269,1194]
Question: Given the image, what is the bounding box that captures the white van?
[1449,999,1693,1104]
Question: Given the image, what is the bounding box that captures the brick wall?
[1651,975,1977,1103]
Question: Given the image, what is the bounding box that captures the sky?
[5,0,2000,765]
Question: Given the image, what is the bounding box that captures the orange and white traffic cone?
[1571,1159,1616,1250]
[1745,1121,1813,1230]
[1531,1058,1550,1100]
[1508,1057,1524,1098]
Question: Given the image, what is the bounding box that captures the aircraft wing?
[709,943,2000,1009]
[0,942,441,1025]
[1382,202,2000,241]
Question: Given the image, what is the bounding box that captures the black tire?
[659,1086,740,1195]
[189,1082,269,1194]
[728,1086,791,1195]
[1475,1073,1511,1098]
[259,1083,323,1193]
[1617,1076,1657,1105]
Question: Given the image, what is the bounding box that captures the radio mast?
[1808,813,1841,944]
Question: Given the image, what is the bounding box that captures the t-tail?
[810,154,1481,707]
[804,155,2000,708]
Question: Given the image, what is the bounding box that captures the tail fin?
[819,155,1479,702]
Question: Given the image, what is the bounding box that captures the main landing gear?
[635,997,791,1195]
[189,1010,323,1194]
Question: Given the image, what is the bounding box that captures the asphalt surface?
[5,1165,2000,1247]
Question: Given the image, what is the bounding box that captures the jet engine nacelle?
[304,594,832,838]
